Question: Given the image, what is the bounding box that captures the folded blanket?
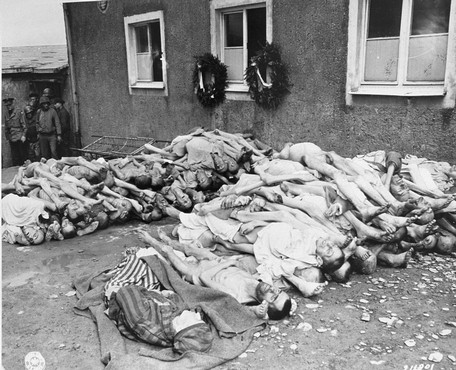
[73,255,265,369]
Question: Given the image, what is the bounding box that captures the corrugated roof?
[2,45,68,74]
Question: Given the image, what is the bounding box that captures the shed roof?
[2,45,68,74]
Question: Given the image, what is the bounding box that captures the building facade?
[65,0,456,163]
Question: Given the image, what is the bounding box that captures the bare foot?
[300,281,328,297]
[351,252,377,275]
[408,208,434,225]
[378,250,412,268]
[372,218,397,234]
[342,237,358,258]
[358,204,389,223]
[353,245,371,261]
[76,221,99,236]
[406,220,439,242]
[252,300,269,319]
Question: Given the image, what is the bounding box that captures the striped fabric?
[108,285,178,347]
[105,254,161,298]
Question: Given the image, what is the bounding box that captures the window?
[124,11,167,93]
[211,0,272,96]
[346,0,456,106]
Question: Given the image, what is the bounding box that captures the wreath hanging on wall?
[245,42,291,110]
[193,53,228,108]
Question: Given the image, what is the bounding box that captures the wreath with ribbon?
[245,42,290,109]
[193,53,228,108]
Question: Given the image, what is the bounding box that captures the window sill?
[130,82,165,90]
[349,85,446,97]
[225,83,251,101]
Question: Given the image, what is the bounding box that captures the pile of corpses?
[2,128,456,288]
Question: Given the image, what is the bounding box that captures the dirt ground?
[2,167,456,370]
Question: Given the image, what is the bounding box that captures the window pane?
[137,54,152,81]
[407,34,447,81]
[411,0,451,35]
[224,48,244,81]
[150,21,163,82]
[135,25,149,53]
[364,39,399,81]
[368,0,403,38]
[225,13,243,47]
[247,7,266,62]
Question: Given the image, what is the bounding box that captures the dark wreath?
[245,42,291,110]
[193,53,228,108]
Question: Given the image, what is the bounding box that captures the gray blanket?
[73,255,265,369]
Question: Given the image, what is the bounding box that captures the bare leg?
[28,187,57,212]
[157,228,219,260]
[38,179,69,211]
[377,249,412,268]
[144,143,180,160]
[344,211,393,242]
[138,231,203,281]
[59,156,105,175]
[213,236,254,254]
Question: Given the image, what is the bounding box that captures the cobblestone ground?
[2,163,455,370]
[2,217,455,370]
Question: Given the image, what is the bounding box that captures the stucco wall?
[67,0,456,164]
[66,0,213,149]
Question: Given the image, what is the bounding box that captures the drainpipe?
[63,3,82,149]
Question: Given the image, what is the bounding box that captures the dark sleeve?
[60,110,71,135]
[52,109,62,135]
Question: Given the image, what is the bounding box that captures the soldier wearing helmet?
[2,96,27,165]
[36,96,61,159]
[24,104,40,161]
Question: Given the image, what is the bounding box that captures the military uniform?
[2,99,27,166]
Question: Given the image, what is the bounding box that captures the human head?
[29,92,39,102]
[39,96,51,111]
[174,191,193,211]
[111,185,129,197]
[249,196,266,212]
[54,98,64,110]
[42,87,53,97]
[150,173,165,190]
[255,282,291,320]
[65,199,86,222]
[134,175,152,189]
[390,175,410,202]
[434,230,456,255]
[172,312,213,354]
[3,97,14,109]
[24,105,34,117]
[187,189,206,204]
[316,239,345,273]
[225,155,239,173]
[294,266,326,283]
[110,198,133,222]
[21,225,45,245]
[211,152,228,173]
[94,211,110,230]
[195,169,212,190]
[141,207,163,222]
[61,217,77,239]
[328,261,352,283]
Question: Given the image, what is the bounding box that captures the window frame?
[211,0,272,99]
[346,0,456,108]
[124,11,167,94]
